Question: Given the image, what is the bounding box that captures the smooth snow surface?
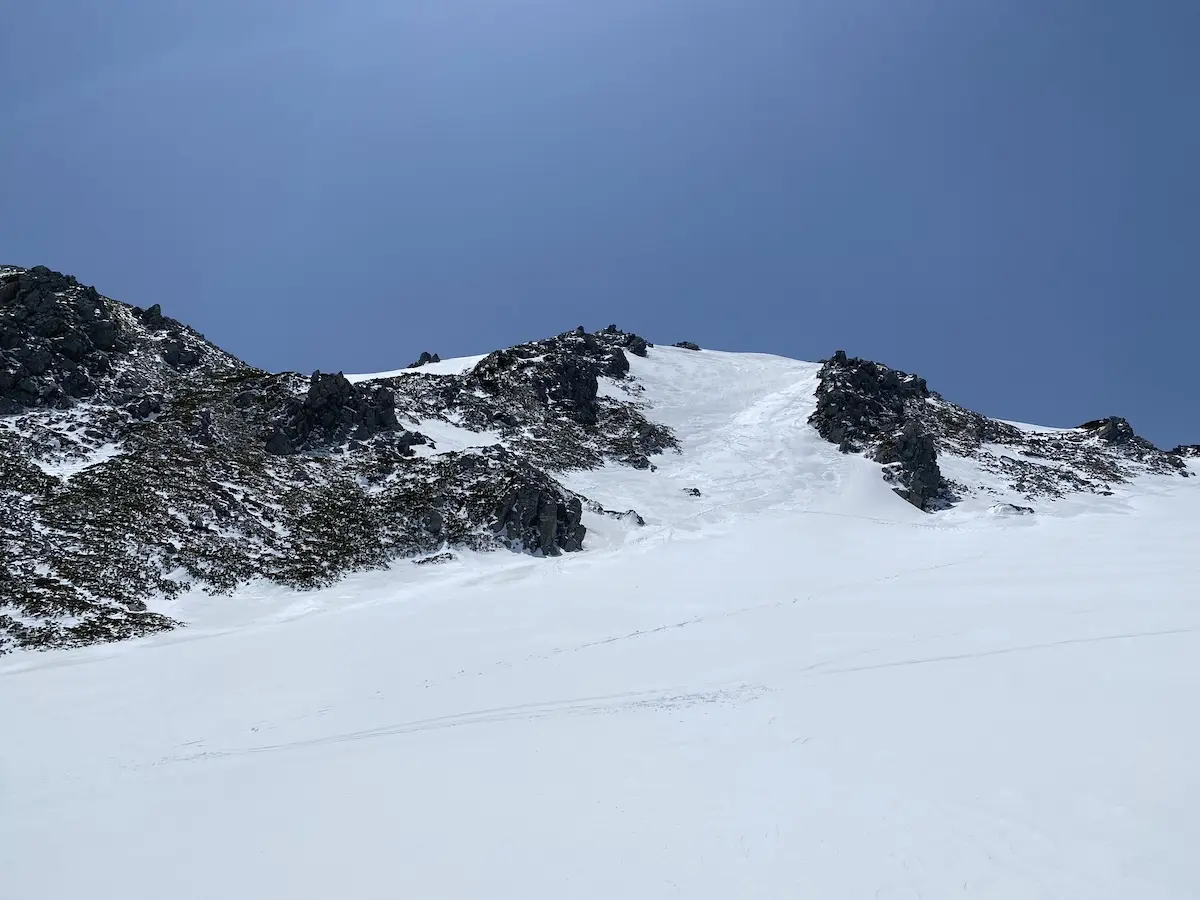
[4,348,1199,899]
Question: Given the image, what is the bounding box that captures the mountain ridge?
[1,264,1193,655]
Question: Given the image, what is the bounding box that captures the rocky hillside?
[810,350,1191,510]
[2,266,1191,654]
[0,266,672,653]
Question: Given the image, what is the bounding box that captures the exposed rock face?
[811,349,1191,507]
[601,324,651,357]
[809,350,947,510]
[0,266,671,655]
[673,341,701,351]
[497,485,586,556]
[0,265,225,415]
[387,326,676,471]
[266,371,412,454]
[1079,416,1140,444]
[408,351,441,369]
[874,420,945,510]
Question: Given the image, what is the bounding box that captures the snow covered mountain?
[1,264,1194,654]
[2,265,1199,897]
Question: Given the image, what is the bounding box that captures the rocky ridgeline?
[374,325,676,473]
[810,350,1190,510]
[0,267,673,654]
[3,265,1191,654]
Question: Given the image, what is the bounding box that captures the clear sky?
[3,1,1197,446]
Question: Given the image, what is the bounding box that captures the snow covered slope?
[4,339,1199,898]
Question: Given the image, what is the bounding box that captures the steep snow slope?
[3,347,1198,899]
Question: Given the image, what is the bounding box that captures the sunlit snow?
[2,347,1197,899]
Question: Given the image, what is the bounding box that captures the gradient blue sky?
[3,1,1197,445]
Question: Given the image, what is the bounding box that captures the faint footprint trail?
[163,683,766,765]
[809,627,1196,676]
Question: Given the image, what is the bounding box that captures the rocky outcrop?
[1079,417,1140,445]
[413,326,677,470]
[0,265,232,414]
[874,420,945,510]
[673,341,701,351]
[0,269,670,656]
[266,371,416,454]
[600,324,651,357]
[496,486,586,555]
[408,351,441,369]
[810,350,948,510]
[811,349,1192,506]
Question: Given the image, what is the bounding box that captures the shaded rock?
[140,303,167,330]
[604,347,630,378]
[408,351,442,369]
[268,371,406,454]
[495,486,586,555]
[161,340,201,368]
[877,420,944,510]
[600,324,652,357]
[674,341,701,351]
[810,351,944,510]
[1079,416,1137,444]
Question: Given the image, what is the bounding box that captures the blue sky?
[3,1,1197,446]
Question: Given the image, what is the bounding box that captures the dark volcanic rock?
[674,341,701,351]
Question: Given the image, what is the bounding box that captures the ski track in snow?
[3,347,1199,900]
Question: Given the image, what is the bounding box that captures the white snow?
[3,346,1198,899]
[345,353,488,382]
[28,440,124,479]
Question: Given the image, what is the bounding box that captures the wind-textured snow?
[3,348,1198,899]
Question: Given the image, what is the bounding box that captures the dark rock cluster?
[382,325,677,471]
[265,371,416,455]
[0,265,235,416]
[809,350,947,510]
[673,341,701,351]
[1079,417,1139,444]
[408,351,441,369]
[600,324,651,357]
[497,487,586,555]
[810,349,1192,507]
